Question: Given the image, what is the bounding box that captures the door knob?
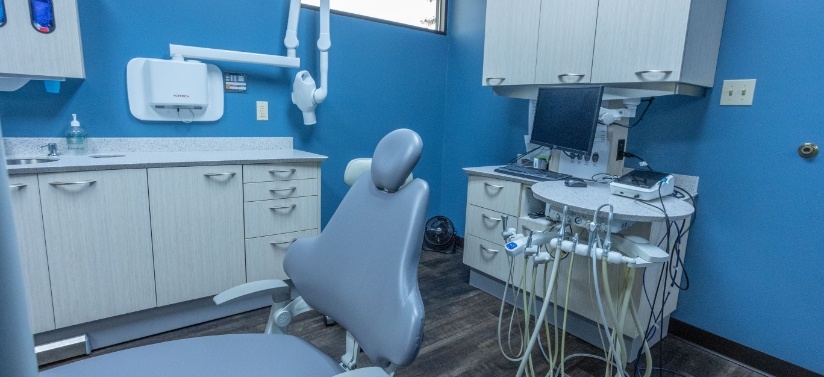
[798,143,818,158]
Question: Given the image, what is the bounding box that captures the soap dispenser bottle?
[65,114,86,155]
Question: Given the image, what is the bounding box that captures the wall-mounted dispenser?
[126,56,224,122]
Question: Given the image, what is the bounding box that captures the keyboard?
[494,164,571,182]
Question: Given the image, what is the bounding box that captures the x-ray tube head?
[292,70,318,125]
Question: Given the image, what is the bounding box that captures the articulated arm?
[214,279,312,335]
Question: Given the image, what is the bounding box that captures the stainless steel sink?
[6,158,59,165]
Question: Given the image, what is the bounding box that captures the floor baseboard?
[669,318,822,377]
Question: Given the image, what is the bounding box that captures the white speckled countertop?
[4,137,326,175]
[464,165,697,222]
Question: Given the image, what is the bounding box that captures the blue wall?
[0,0,448,227]
[442,0,823,374]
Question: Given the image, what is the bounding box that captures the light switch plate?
[720,79,756,106]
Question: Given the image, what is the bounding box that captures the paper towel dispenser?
[143,59,208,110]
[126,57,224,122]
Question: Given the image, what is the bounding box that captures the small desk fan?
[423,216,456,254]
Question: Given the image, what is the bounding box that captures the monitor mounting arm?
[599,98,641,125]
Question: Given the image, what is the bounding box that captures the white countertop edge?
[7,149,327,175]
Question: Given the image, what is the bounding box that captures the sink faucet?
[40,143,58,156]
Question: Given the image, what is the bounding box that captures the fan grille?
[424,216,455,253]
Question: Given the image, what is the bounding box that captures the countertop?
[464,165,697,222]
[6,149,327,175]
[4,137,327,175]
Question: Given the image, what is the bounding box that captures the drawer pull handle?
[484,182,504,190]
[480,245,499,254]
[9,183,27,190]
[270,238,298,246]
[49,180,97,187]
[269,169,297,175]
[270,204,297,211]
[482,214,502,222]
[269,186,297,193]
[558,73,586,78]
[485,77,506,85]
[203,172,237,177]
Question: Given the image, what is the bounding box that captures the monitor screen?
[530,85,604,155]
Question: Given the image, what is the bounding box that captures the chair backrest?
[284,129,428,368]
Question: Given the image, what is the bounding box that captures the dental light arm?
[292,0,331,125]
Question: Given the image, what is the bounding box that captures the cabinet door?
[148,166,245,306]
[8,175,55,333]
[534,0,599,84]
[591,0,691,84]
[481,0,542,86]
[40,169,155,328]
[0,0,84,78]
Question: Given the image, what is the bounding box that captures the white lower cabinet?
[8,160,322,332]
[148,166,246,307]
[8,174,55,333]
[39,169,156,328]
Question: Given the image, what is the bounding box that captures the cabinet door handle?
[482,214,502,222]
[485,77,506,85]
[270,204,297,211]
[270,238,298,246]
[635,70,672,76]
[558,73,586,78]
[269,168,297,175]
[480,245,499,254]
[49,180,97,186]
[203,172,237,177]
[269,186,297,193]
[484,182,504,190]
[8,183,27,190]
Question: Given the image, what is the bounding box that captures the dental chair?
[40,128,429,377]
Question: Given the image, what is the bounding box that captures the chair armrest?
[213,279,290,306]
[333,367,391,377]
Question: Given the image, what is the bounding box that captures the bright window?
[301,0,447,33]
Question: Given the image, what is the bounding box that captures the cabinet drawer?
[243,163,318,183]
[467,175,521,215]
[244,196,319,238]
[465,205,517,245]
[463,235,510,279]
[243,179,318,202]
[245,229,319,282]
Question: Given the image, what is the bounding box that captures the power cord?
[621,152,654,171]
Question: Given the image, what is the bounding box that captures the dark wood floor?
[44,250,769,377]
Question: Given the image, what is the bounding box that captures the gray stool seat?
[40,334,342,377]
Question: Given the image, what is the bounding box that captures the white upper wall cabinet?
[481,0,542,86]
[591,0,726,87]
[534,0,599,85]
[483,0,727,93]
[0,0,85,79]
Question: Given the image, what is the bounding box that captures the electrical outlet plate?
[256,101,268,121]
[720,79,756,106]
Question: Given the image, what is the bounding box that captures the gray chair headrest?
[370,129,422,192]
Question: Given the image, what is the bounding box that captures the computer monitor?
[530,85,604,156]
